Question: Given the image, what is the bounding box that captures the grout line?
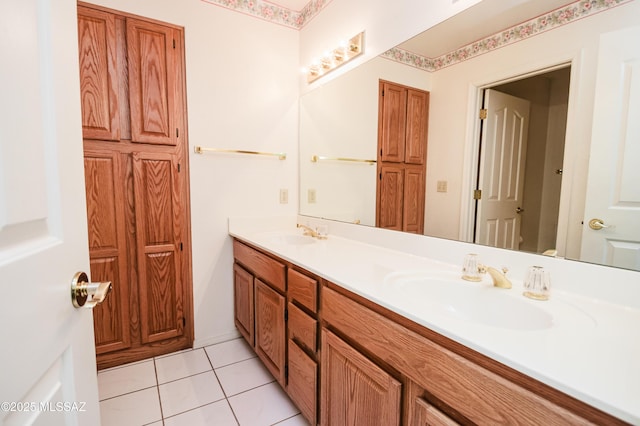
[98,385,159,402]
[153,357,166,422]
[203,344,241,425]
[157,369,215,387]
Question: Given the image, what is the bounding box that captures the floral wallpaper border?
[200,0,332,29]
[380,0,633,72]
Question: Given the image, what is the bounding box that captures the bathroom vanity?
[229,217,639,425]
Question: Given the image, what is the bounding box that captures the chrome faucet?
[481,265,512,289]
[297,223,320,238]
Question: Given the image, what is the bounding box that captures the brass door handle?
[71,272,112,308]
[588,218,610,231]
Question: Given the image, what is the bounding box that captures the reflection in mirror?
[298,0,640,271]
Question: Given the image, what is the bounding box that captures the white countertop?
[229,216,640,424]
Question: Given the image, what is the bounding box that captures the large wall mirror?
[299,0,640,271]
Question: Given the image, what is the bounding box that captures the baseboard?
[193,330,241,349]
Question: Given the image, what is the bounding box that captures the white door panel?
[0,0,100,424]
[476,90,530,250]
[581,26,640,271]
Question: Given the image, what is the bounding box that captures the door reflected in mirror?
[298,0,640,271]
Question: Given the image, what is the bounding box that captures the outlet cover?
[437,180,448,193]
[279,189,288,204]
[308,189,316,204]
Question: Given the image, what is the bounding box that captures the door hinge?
[182,317,186,327]
[173,39,176,49]
[381,89,384,96]
[176,128,179,138]
[379,172,382,180]
[180,242,183,251]
[178,163,181,172]
[479,109,488,120]
[474,189,482,200]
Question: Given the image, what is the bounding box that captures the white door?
[0,0,101,425]
[580,26,640,271]
[475,89,531,250]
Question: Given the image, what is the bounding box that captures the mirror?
[299,0,640,270]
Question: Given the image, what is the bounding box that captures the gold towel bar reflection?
[311,155,376,165]
[194,146,286,160]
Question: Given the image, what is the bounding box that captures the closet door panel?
[133,153,184,343]
[78,6,120,141]
[83,151,130,354]
[377,165,404,231]
[127,18,176,145]
[405,89,429,165]
[403,166,425,234]
[379,81,407,163]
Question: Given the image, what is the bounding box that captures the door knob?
[516,207,524,214]
[588,218,610,231]
[71,272,112,308]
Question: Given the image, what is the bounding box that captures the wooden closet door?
[403,166,425,234]
[405,89,429,165]
[84,150,130,353]
[133,152,184,343]
[77,6,120,141]
[379,81,407,163]
[127,18,176,145]
[377,165,404,230]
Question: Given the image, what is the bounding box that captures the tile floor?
[97,338,309,426]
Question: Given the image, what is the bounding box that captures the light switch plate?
[437,181,448,193]
[279,189,288,204]
[308,189,316,204]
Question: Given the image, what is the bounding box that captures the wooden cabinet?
[232,241,624,425]
[377,80,429,234]
[78,3,192,369]
[286,268,320,424]
[321,329,402,426]
[232,242,320,424]
[233,240,287,387]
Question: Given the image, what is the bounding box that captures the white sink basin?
[381,270,592,331]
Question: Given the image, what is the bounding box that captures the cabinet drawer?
[288,268,318,313]
[412,398,459,426]
[287,340,317,425]
[288,302,317,353]
[234,240,285,292]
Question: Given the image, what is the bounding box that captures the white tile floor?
[98,338,309,426]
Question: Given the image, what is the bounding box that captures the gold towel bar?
[194,146,286,160]
[311,155,376,165]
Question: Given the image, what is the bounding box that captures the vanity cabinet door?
[255,279,286,385]
[234,263,254,346]
[321,329,402,426]
[288,340,317,425]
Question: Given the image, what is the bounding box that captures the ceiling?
[399,0,573,57]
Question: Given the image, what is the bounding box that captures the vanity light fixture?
[305,31,364,83]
